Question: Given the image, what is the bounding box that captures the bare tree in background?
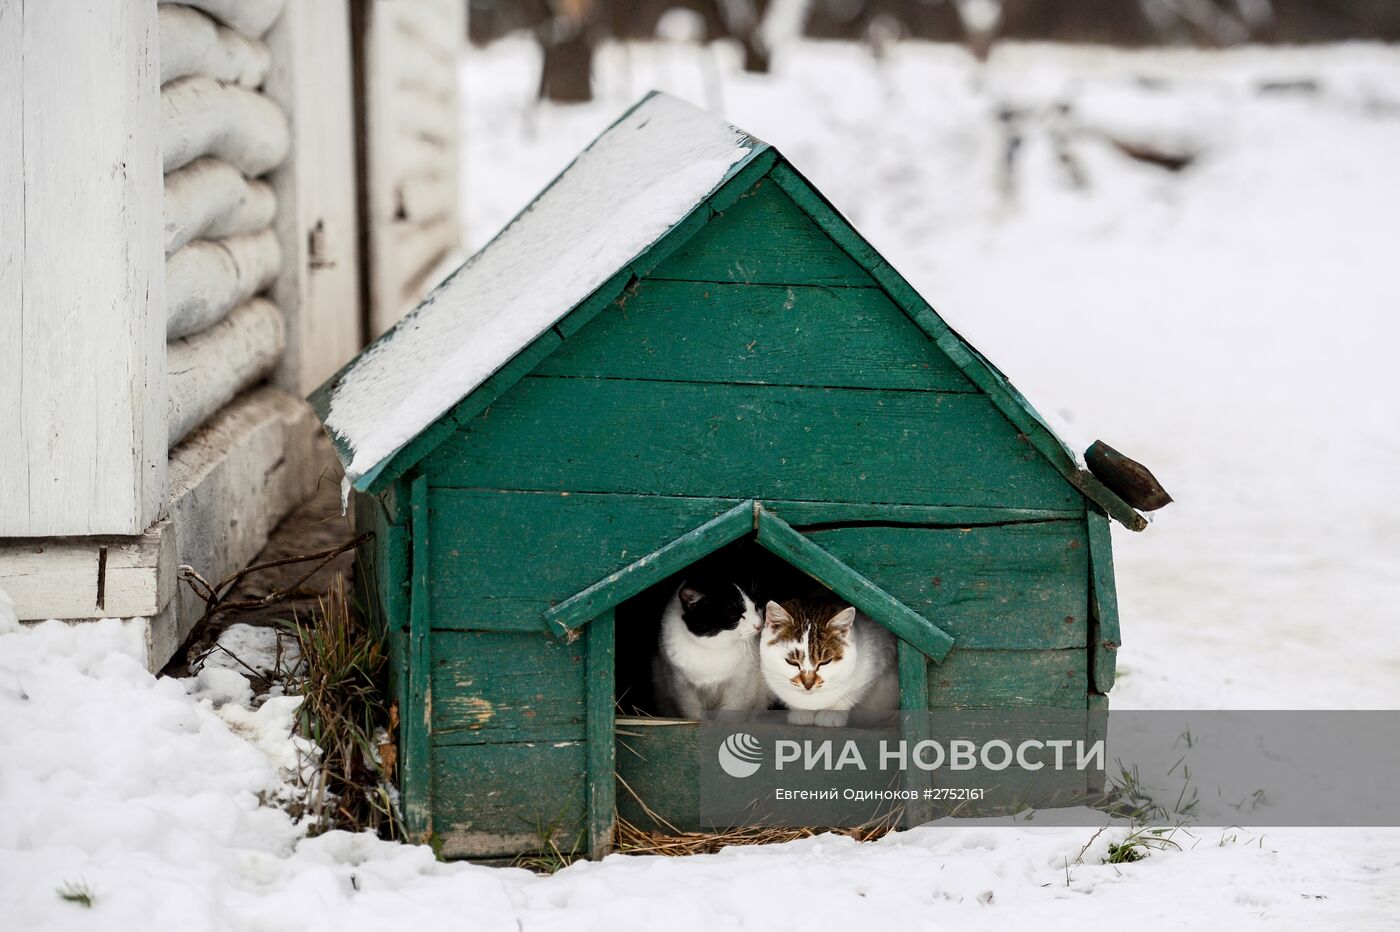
[717,0,775,72]
[1254,0,1400,42]
[538,0,598,102]
[806,0,963,41]
[997,0,1160,46]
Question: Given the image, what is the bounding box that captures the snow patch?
[0,584,18,634]
[201,622,302,682]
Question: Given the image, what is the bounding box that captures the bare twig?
[177,534,369,626]
[1075,826,1108,864]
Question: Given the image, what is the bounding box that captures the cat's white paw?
[787,709,817,726]
[814,710,849,728]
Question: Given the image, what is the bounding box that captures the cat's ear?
[764,602,793,630]
[678,586,705,610]
[829,607,857,636]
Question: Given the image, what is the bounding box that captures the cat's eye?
[785,658,799,667]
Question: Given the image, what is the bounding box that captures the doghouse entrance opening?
[613,535,818,718]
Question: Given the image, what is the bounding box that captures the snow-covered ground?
[4,39,1400,930]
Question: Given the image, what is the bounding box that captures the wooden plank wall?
[0,2,167,536]
[359,0,464,337]
[407,173,1096,857]
[264,0,363,397]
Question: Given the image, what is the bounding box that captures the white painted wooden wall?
[0,2,167,537]
[1,0,368,671]
[360,0,465,337]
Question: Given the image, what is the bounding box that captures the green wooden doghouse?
[311,92,1157,861]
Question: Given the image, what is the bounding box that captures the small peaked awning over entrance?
[543,501,955,663]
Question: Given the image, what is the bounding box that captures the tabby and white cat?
[652,571,767,718]
[760,598,898,727]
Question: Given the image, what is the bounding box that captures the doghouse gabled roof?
[311,92,1147,530]
[543,501,955,662]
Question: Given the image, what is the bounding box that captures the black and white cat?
[652,570,767,718]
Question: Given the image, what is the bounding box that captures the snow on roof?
[323,93,756,484]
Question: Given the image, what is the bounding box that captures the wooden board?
[354,483,411,741]
[646,177,876,287]
[1086,510,1121,692]
[615,721,702,832]
[0,1,166,537]
[433,741,587,859]
[805,522,1091,650]
[924,648,1087,709]
[405,474,433,838]
[431,630,586,743]
[2,389,321,668]
[764,500,1081,525]
[0,525,174,621]
[264,0,363,396]
[898,639,935,825]
[533,279,975,392]
[586,609,617,858]
[424,377,1079,511]
[0,5,19,531]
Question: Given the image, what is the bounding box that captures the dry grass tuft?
[283,574,403,839]
[613,814,898,857]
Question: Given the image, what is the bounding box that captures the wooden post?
[263,0,364,396]
[897,640,935,826]
[586,607,617,859]
[0,1,166,537]
[1086,510,1121,692]
[404,473,434,841]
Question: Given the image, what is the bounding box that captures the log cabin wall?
[160,0,291,448]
